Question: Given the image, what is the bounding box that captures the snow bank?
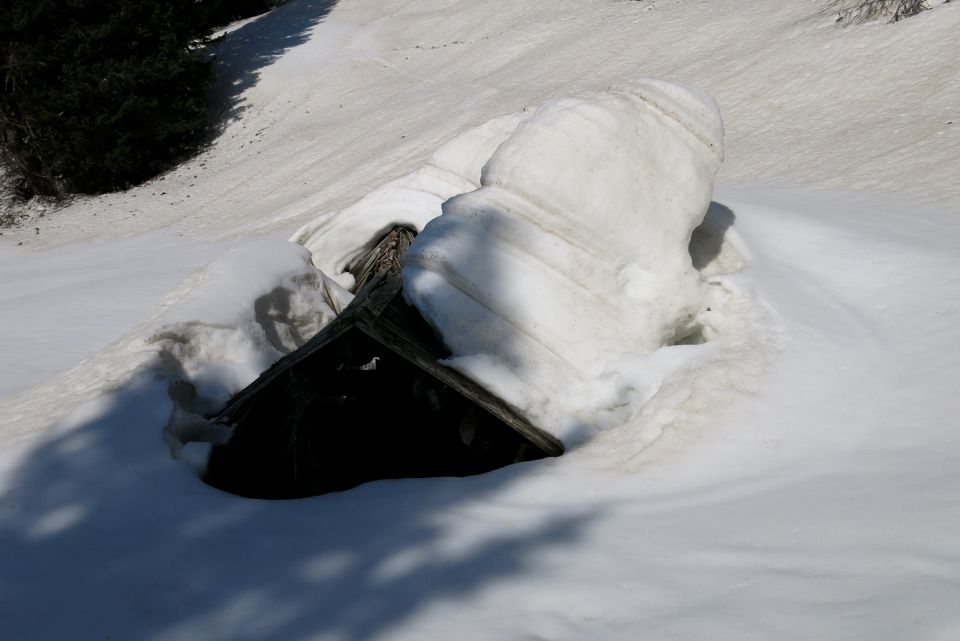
[146,239,352,461]
[0,233,220,400]
[289,79,735,447]
[167,80,735,457]
[290,112,530,285]
[403,79,724,440]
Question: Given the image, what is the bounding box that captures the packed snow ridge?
[290,79,755,447]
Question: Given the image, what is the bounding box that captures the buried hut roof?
[205,265,564,499]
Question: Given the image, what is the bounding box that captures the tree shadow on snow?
[210,0,340,123]
[0,206,600,641]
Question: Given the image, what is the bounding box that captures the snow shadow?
[689,201,736,270]
[0,368,599,640]
[211,0,339,120]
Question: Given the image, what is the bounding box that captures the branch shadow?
[0,274,597,640]
[210,0,340,123]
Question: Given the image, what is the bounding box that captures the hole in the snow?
[670,323,707,346]
[689,202,738,274]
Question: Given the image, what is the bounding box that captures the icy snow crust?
[404,80,724,438]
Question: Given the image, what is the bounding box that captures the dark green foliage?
[0,0,216,197]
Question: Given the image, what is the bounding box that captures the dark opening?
[203,232,561,500]
[204,327,550,500]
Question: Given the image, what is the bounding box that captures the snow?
[1,0,960,640]
[0,233,222,398]
[403,79,725,440]
[291,110,528,280]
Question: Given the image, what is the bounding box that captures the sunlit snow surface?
[0,234,222,398]
[2,0,960,639]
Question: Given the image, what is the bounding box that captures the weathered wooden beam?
[212,267,563,459]
[355,283,564,456]
[213,271,397,424]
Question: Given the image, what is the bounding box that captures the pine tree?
[0,0,214,197]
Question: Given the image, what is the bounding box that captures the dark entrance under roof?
[204,270,564,499]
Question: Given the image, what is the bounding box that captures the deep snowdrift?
[291,111,530,283]
[405,79,725,438]
[293,80,744,445]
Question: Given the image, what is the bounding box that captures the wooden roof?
[213,270,563,457]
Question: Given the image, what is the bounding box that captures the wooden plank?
[357,294,565,457]
[213,272,397,423]
[357,269,404,319]
[214,317,352,423]
[214,267,564,459]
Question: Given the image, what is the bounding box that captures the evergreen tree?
[0,0,214,197]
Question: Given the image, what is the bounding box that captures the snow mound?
[290,111,530,285]
[403,79,725,441]
[288,80,743,448]
[146,239,352,461]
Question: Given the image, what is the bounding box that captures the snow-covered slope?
[4,0,957,250]
[1,1,959,640]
